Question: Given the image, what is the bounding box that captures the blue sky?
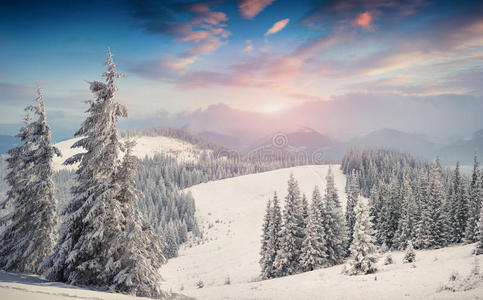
[1,0,482,139]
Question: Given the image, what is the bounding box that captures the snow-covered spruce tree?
[110,140,167,298]
[465,155,482,243]
[45,50,129,288]
[393,175,416,250]
[448,162,469,243]
[0,88,60,274]
[266,192,283,278]
[300,186,328,271]
[163,221,179,259]
[402,240,416,263]
[345,199,378,275]
[414,170,431,249]
[380,174,401,249]
[260,197,272,279]
[274,174,305,276]
[426,159,449,248]
[345,170,360,249]
[322,166,348,265]
[0,113,32,211]
[368,184,382,242]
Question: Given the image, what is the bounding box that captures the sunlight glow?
[264,103,285,114]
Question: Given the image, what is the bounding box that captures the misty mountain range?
[201,126,482,165]
[1,93,482,164]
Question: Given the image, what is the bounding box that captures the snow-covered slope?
[0,271,152,300]
[161,165,482,299]
[52,135,203,170]
[162,165,348,290]
[182,244,481,300]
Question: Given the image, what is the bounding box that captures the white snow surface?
[52,135,202,171]
[0,271,157,300]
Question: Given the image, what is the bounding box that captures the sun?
[264,103,284,114]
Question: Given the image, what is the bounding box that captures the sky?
[0,0,482,139]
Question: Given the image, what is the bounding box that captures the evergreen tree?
[402,240,416,263]
[414,171,432,249]
[465,155,482,243]
[426,159,449,248]
[346,170,360,248]
[300,186,328,271]
[368,184,382,242]
[45,50,129,288]
[274,174,305,276]
[0,88,60,274]
[260,197,272,279]
[266,192,283,278]
[345,199,378,275]
[374,175,400,249]
[393,175,416,249]
[448,162,469,243]
[163,224,178,259]
[110,140,167,298]
[322,167,348,265]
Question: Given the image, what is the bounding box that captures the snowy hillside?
[52,135,205,170]
[0,271,155,300]
[160,164,483,299]
[179,244,481,300]
[162,165,348,289]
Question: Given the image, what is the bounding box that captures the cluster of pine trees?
[342,149,483,251]
[261,149,483,279]
[0,51,168,298]
[260,168,349,279]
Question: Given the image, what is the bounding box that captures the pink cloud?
[355,11,372,28]
[265,18,290,36]
[264,57,302,84]
[183,37,224,57]
[180,30,211,42]
[238,0,275,19]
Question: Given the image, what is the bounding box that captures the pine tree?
[368,184,382,243]
[45,50,129,288]
[322,166,348,265]
[0,88,60,274]
[345,198,378,275]
[393,175,416,249]
[414,170,432,249]
[345,170,359,248]
[110,140,167,298]
[403,240,416,263]
[465,155,482,243]
[260,197,272,279]
[426,159,449,248]
[274,174,305,276]
[266,192,282,278]
[300,186,328,271]
[448,162,469,243]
